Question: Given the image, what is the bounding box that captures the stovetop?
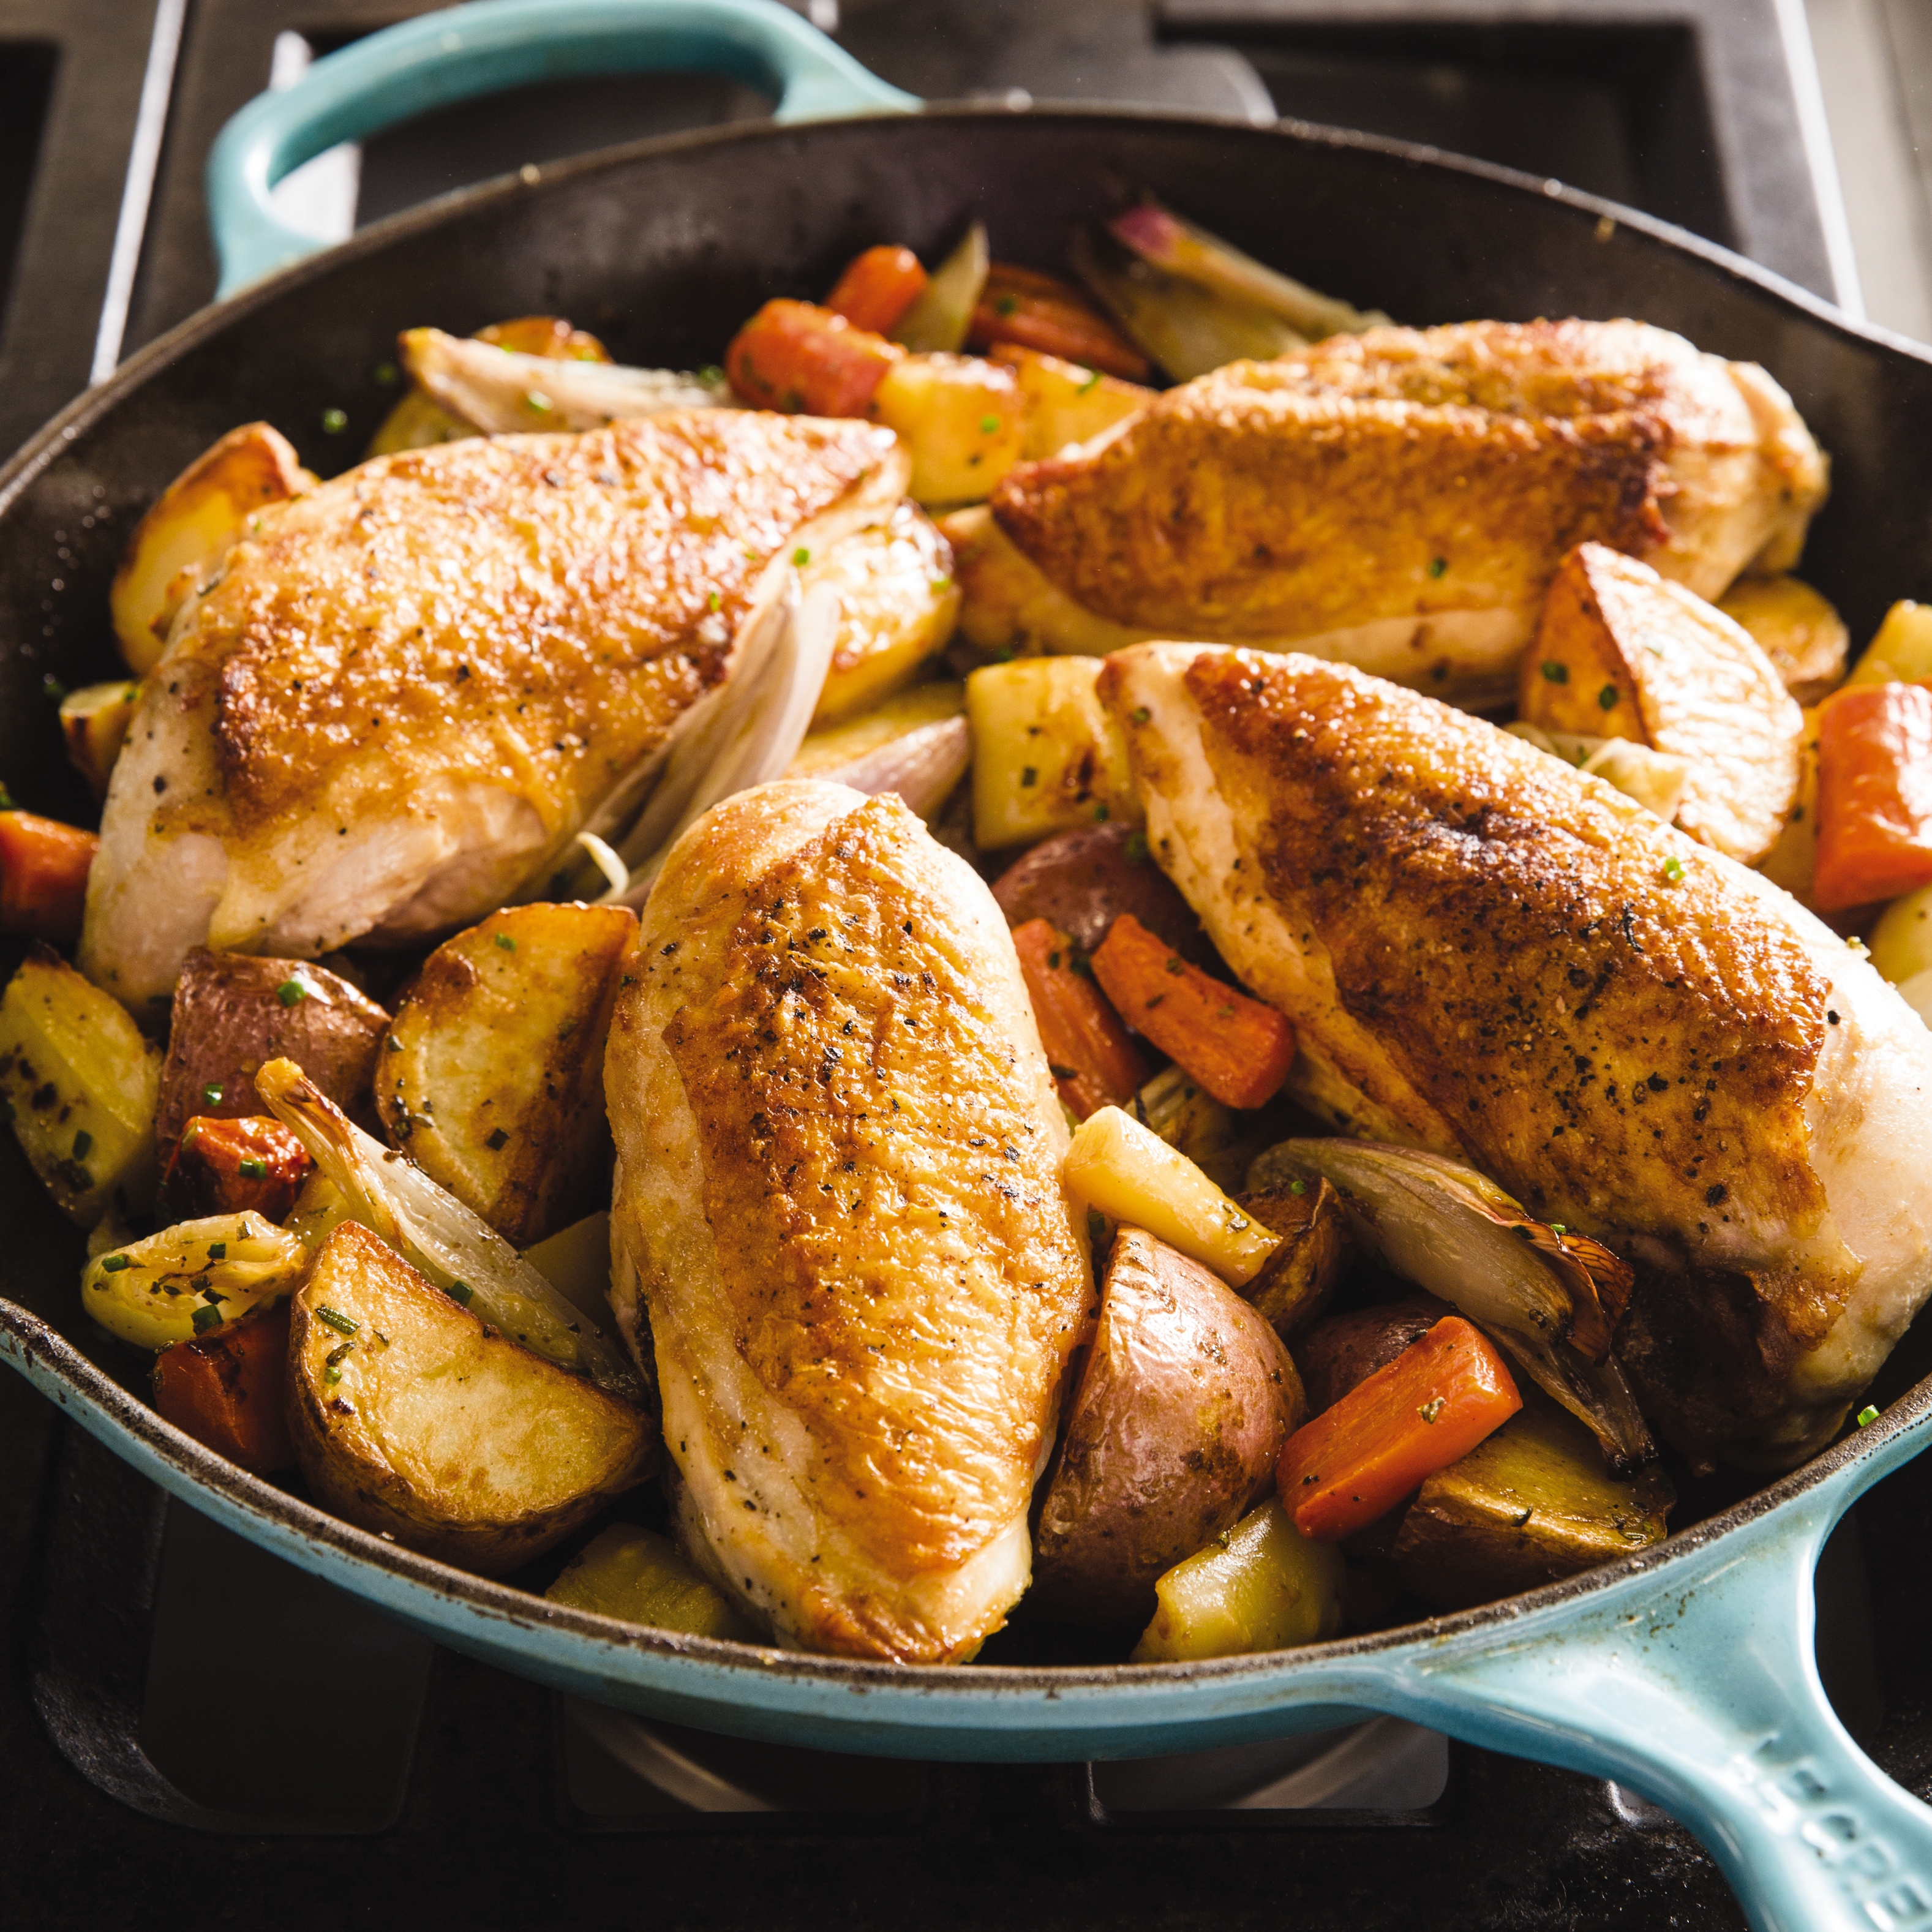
[0,4,1922,1926]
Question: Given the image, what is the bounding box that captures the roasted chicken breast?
[81,413,907,1009]
[605,780,1092,1661]
[1100,644,1932,1470]
[967,321,1825,705]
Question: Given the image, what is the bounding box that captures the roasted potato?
[870,352,1024,506]
[159,1114,312,1222]
[803,503,960,726]
[1234,1178,1351,1342]
[1391,1393,1675,1610]
[156,950,389,1159]
[286,1221,653,1575]
[1846,599,1932,688]
[1296,1295,1457,1416]
[546,1524,754,1639]
[1032,1227,1304,1621]
[989,344,1152,459]
[522,1209,611,1322]
[1131,1496,1344,1662]
[0,944,161,1225]
[1756,704,1821,901]
[110,423,312,673]
[941,503,1151,662]
[59,680,140,800]
[1717,574,1849,705]
[1872,882,1932,987]
[990,820,1215,967]
[377,902,634,1246]
[967,655,1142,851]
[1521,543,1804,866]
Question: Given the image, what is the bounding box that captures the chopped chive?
[1598,683,1621,710]
[446,1280,473,1306]
[201,1081,224,1107]
[192,1303,224,1334]
[1858,1405,1879,1427]
[1124,830,1149,863]
[276,976,309,1006]
[697,364,724,387]
[1540,661,1569,684]
[1663,856,1685,883]
[1428,556,1448,578]
[1418,1397,1445,1424]
[315,1305,359,1337]
[1550,1223,1566,1236]
[1093,803,1110,822]
[372,361,399,386]
[524,390,553,413]
[321,407,348,434]
[1077,369,1100,394]
[1289,1179,1306,1197]
[207,1241,227,1260]
[994,293,1019,316]
[1020,766,1037,787]
[979,414,1001,435]
[792,546,812,566]
[238,1156,268,1179]
[1131,706,1151,725]
[72,1129,91,1160]
[495,932,517,951]
[102,1252,131,1272]
[324,1341,354,1383]
[0,786,13,811]
[707,589,721,612]
[930,574,953,593]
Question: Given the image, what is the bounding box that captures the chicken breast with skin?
[966,320,1825,705]
[81,412,907,1009]
[1100,644,1932,1470]
[605,780,1092,1661]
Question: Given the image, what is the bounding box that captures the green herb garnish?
[446,1280,474,1306]
[793,546,811,566]
[1540,661,1568,684]
[237,1156,267,1180]
[72,1130,91,1160]
[321,407,348,434]
[1428,556,1448,578]
[1857,1405,1879,1427]
[979,414,1000,435]
[1598,683,1621,711]
[495,932,516,951]
[1418,1397,1445,1424]
[201,1082,224,1107]
[324,1341,353,1383]
[192,1303,224,1334]
[102,1252,131,1272]
[315,1306,359,1337]
[276,976,309,1006]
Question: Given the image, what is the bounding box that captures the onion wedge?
[890,221,989,355]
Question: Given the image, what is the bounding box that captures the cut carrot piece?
[1012,917,1149,1119]
[724,299,904,417]
[152,1299,295,1473]
[1813,682,1932,910]
[825,245,930,336]
[966,264,1150,380]
[1090,912,1295,1110]
[1278,1317,1522,1541]
[160,1113,314,1221]
[0,810,99,943]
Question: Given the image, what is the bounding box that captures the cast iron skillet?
[5,4,1932,1922]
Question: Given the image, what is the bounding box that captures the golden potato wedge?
[0,943,160,1225]
[1233,1178,1351,1344]
[803,503,960,726]
[60,680,141,800]
[1519,541,1803,865]
[1391,1394,1674,1611]
[110,423,312,673]
[546,1524,754,1639]
[1032,1227,1302,1621]
[966,655,1141,850]
[988,344,1152,459]
[377,903,635,1246]
[1716,574,1849,705]
[1846,600,1932,688]
[941,504,1153,662]
[287,1220,654,1575]
[1757,704,1822,901]
[869,352,1025,507]
[1872,882,1932,987]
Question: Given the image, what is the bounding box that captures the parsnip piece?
[110,423,311,674]
[0,944,160,1225]
[1133,1061,1245,1193]
[83,1211,305,1350]
[990,344,1153,459]
[942,504,1154,661]
[966,656,1141,850]
[1520,542,1803,865]
[1871,883,1932,986]
[60,681,141,800]
[1717,574,1849,705]
[870,353,1024,507]
[546,1524,754,1639]
[802,502,960,725]
[1063,1105,1277,1287]
[1846,600,1932,688]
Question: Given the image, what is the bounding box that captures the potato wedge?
[803,503,960,726]
[1233,1178,1351,1343]
[377,903,634,1246]
[1033,1228,1301,1621]
[546,1524,754,1639]
[967,655,1141,850]
[1846,600,1932,688]
[1717,574,1849,705]
[1520,541,1803,865]
[110,423,312,673]
[60,680,141,800]
[156,950,389,1159]
[990,820,1215,967]
[988,344,1152,459]
[1391,1394,1674,1610]
[941,504,1152,662]
[0,944,160,1225]
[287,1221,653,1574]
[869,352,1025,506]
[1872,882,1932,986]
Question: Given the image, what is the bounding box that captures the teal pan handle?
[204,0,920,296]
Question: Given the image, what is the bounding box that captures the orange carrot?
[825,245,929,335]
[1813,682,1932,910]
[1090,912,1295,1110]
[0,810,98,942]
[724,299,904,416]
[160,1114,314,1219]
[967,264,1149,380]
[152,1300,295,1473]
[1012,917,1149,1119]
[1277,1317,1522,1541]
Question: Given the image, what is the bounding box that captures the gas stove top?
[0,5,1923,1926]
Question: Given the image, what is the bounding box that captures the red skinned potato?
[990,821,1217,968]
[1031,1227,1304,1622]
[1296,1293,1457,1416]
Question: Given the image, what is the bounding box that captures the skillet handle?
[1400,1411,1932,1932]
[205,0,920,296]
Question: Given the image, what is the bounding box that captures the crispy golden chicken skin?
[985,321,1825,704]
[1100,644,1932,1470]
[81,413,906,1008]
[604,780,1092,1661]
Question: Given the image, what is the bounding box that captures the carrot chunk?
[0,810,98,943]
[1089,912,1295,1110]
[825,245,930,336]
[160,1113,314,1222]
[724,299,903,417]
[1813,682,1932,910]
[1278,1317,1522,1541]
[1011,917,1149,1119]
[152,1300,295,1473]
[966,264,1149,380]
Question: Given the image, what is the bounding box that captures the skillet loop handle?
[205,0,920,296]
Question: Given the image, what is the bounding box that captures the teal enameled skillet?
[6,5,1932,1924]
